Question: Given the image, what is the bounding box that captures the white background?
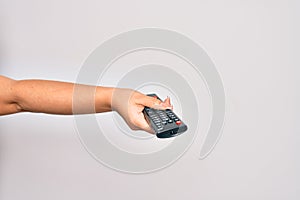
[0,0,299,199]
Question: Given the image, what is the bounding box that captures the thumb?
[140,95,173,110]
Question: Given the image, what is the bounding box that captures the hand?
[111,88,172,133]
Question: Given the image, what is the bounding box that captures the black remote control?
[143,94,188,138]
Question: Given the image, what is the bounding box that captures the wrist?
[95,86,114,112]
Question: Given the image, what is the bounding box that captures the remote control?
[143,94,188,138]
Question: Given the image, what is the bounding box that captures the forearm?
[13,79,114,115]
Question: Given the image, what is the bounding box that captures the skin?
[0,75,173,134]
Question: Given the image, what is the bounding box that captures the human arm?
[0,75,172,133]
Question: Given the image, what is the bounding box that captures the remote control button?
[168,119,173,123]
[176,121,182,125]
[162,121,167,125]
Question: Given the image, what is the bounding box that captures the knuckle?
[128,124,138,131]
[130,117,139,126]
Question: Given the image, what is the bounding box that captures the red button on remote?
[176,121,182,125]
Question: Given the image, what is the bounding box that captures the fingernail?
[152,101,161,108]
[166,105,173,110]
[160,102,173,109]
[152,102,162,109]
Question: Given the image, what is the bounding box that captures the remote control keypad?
[146,108,181,131]
[143,94,188,138]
